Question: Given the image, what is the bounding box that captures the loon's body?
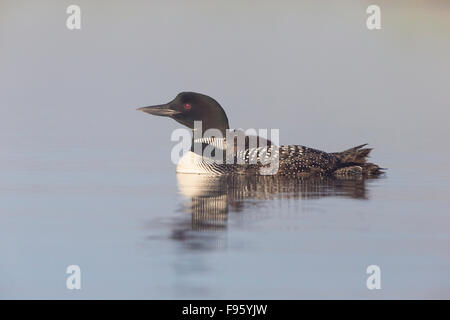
[138,92,383,177]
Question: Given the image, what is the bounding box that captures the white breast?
[176,151,224,175]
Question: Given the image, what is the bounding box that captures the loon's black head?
[138,92,230,134]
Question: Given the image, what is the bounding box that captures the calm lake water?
[1,0,450,299]
[1,143,450,299]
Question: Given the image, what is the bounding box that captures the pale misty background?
[1,0,449,299]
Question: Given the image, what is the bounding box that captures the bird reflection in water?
[168,174,377,251]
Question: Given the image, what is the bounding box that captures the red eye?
[184,103,191,110]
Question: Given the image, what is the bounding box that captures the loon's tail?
[333,144,384,177]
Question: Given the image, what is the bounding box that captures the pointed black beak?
[137,104,180,117]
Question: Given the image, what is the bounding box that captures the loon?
[138,92,383,177]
